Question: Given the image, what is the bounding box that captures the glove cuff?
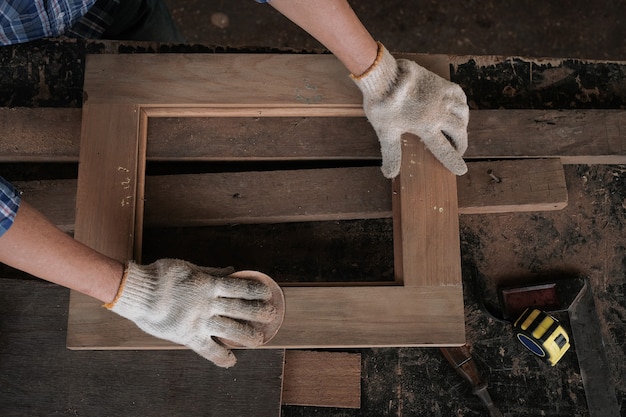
[104,261,157,315]
[350,42,399,102]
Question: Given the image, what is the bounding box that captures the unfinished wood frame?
[68,53,465,349]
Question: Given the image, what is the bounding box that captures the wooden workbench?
[1,39,625,416]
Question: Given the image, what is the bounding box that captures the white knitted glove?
[351,42,469,178]
[105,259,279,368]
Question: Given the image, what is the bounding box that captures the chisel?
[440,345,503,417]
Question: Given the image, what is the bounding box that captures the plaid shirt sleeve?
[0,0,96,45]
[0,177,21,238]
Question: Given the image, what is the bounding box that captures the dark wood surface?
[0,278,285,417]
[4,107,626,164]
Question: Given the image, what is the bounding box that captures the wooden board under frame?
[67,53,465,350]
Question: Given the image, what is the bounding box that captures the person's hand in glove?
[105,259,279,368]
[263,2,469,179]
[351,42,469,178]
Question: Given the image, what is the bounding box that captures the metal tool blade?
[568,281,620,417]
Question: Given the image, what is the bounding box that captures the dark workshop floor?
[0,1,624,416]
[164,0,626,60]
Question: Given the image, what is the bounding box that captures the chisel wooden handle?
[440,345,484,387]
[440,345,503,417]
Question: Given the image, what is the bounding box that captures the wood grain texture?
[68,285,464,349]
[73,103,141,260]
[68,53,466,350]
[2,107,625,163]
[142,167,391,226]
[0,107,81,162]
[11,158,567,236]
[466,109,626,164]
[146,116,380,161]
[80,53,448,107]
[282,350,361,408]
[68,103,143,348]
[0,279,285,417]
[458,158,568,213]
[270,285,464,347]
[82,54,361,107]
[393,135,462,287]
[14,159,568,233]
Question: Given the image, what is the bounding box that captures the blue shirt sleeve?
[0,176,21,237]
[0,0,96,45]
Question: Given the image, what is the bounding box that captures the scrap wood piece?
[2,106,626,164]
[282,350,361,409]
[12,158,568,233]
[142,166,391,226]
[465,109,626,165]
[458,158,568,214]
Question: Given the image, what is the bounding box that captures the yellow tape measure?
[513,308,571,366]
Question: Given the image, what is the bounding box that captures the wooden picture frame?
[67,53,465,350]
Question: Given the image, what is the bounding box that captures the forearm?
[268,0,378,76]
[0,201,123,303]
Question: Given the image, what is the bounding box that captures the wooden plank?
[68,285,464,349]
[282,350,361,408]
[458,158,568,214]
[82,54,361,106]
[146,116,380,161]
[2,107,625,163]
[67,103,144,348]
[269,285,464,347]
[73,103,141,260]
[142,167,390,226]
[14,158,567,232]
[393,135,462,287]
[0,107,81,162]
[466,109,626,164]
[145,110,626,163]
[0,278,285,417]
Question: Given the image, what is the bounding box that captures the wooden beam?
[14,158,567,233]
[68,103,144,349]
[143,166,391,226]
[466,109,626,164]
[73,103,142,261]
[2,106,625,163]
[393,134,461,287]
[146,109,626,164]
[82,54,362,106]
